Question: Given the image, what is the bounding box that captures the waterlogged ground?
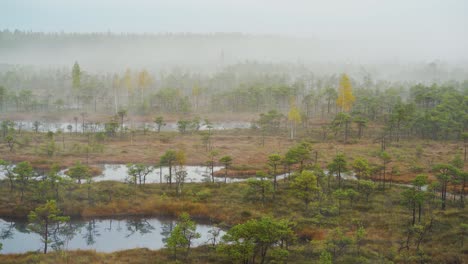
[0,217,223,253]
[0,165,224,183]
[0,164,283,183]
[4,120,252,133]
[92,164,225,183]
[1,163,419,188]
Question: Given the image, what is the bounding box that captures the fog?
[1,0,468,77]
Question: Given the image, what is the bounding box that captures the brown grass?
[297,227,326,241]
[0,249,170,264]
[1,127,466,186]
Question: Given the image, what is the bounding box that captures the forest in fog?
[0,1,467,263]
[0,32,466,142]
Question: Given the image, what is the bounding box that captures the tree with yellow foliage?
[137,69,152,104]
[336,74,355,112]
[122,69,133,93]
[288,102,302,140]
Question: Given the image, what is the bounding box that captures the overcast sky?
[2,0,468,62]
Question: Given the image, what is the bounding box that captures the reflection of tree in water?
[117,219,123,232]
[47,221,77,251]
[12,221,30,234]
[83,219,100,246]
[160,220,175,244]
[200,166,212,183]
[56,221,85,250]
[105,219,113,232]
[0,221,17,240]
[207,226,222,247]
[1,219,84,252]
[125,218,155,238]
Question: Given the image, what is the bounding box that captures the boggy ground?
[1,127,465,184]
[1,124,467,262]
[0,111,258,124]
[0,176,467,263]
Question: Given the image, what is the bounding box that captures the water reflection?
[83,220,100,246]
[0,217,222,254]
[0,221,17,240]
[125,219,155,237]
[0,163,282,184]
[93,165,224,183]
[160,222,174,245]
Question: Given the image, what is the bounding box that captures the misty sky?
[2,0,468,62]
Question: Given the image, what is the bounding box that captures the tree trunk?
[44,221,48,254]
[441,181,446,210]
[211,163,214,183]
[418,203,422,223]
[224,167,228,183]
[460,178,465,207]
[260,247,268,264]
[273,174,277,191]
[20,186,24,202]
[344,121,349,143]
[383,163,386,190]
[169,165,172,186]
[396,121,400,142]
[464,139,467,162]
[338,169,342,189]
[8,176,13,192]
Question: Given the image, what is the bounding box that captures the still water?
[93,165,225,183]
[1,164,280,183]
[0,217,223,254]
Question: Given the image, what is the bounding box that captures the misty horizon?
[1,0,468,66]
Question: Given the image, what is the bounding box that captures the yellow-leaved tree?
[336,74,355,112]
[137,69,152,104]
[288,102,302,140]
[112,73,120,113]
[122,68,133,93]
